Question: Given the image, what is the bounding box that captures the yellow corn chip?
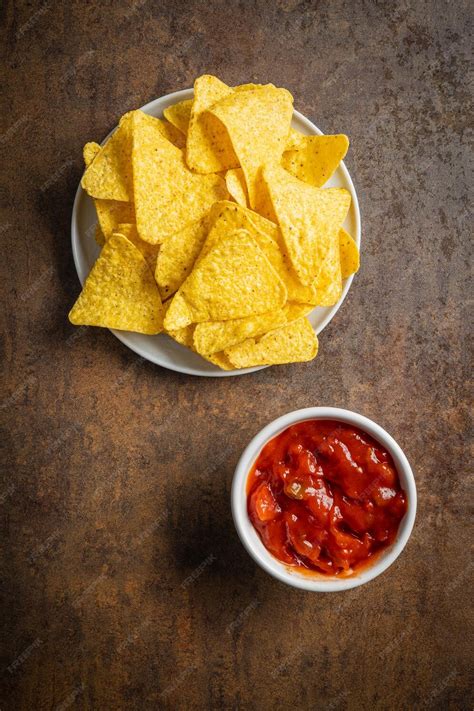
[186,75,238,173]
[203,201,318,304]
[69,233,163,334]
[209,86,293,208]
[163,99,193,135]
[95,199,135,240]
[339,228,360,279]
[132,110,227,243]
[155,218,209,300]
[95,225,105,247]
[225,168,249,207]
[83,142,101,167]
[226,318,318,367]
[263,163,351,286]
[157,118,187,149]
[164,229,287,330]
[282,134,349,187]
[284,302,315,321]
[114,223,159,272]
[285,127,306,150]
[202,352,235,370]
[313,227,342,307]
[81,112,133,201]
[193,308,288,356]
[166,324,196,349]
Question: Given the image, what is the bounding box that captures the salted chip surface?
[225,168,249,207]
[339,229,360,279]
[202,352,235,370]
[95,225,105,247]
[263,163,351,286]
[186,75,238,173]
[114,223,159,272]
[95,199,135,240]
[210,86,293,208]
[282,134,349,187]
[156,118,187,149]
[69,233,163,334]
[193,308,288,356]
[83,142,101,167]
[81,112,133,201]
[155,218,209,300]
[164,229,287,330]
[313,227,342,307]
[204,201,318,304]
[226,318,318,367]
[163,99,193,136]
[132,110,227,243]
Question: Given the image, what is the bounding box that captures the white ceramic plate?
[71,89,361,377]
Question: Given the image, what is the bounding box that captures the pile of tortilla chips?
[70,74,359,370]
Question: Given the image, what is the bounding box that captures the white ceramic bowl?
[231,407,416,592]
[71,88,361,377]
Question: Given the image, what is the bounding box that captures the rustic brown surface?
[1,1,472,709]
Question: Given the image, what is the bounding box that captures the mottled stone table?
[2,1,472,709]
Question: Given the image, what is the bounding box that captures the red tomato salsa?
[247,420,407,576]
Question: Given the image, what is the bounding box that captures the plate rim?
[71,87,361,377]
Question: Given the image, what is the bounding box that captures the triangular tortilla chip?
[95,199,135,240]
[339,229,360,279]
[163,99,193,136]
[164,229,287,330]
[114,224,159,272]
[193,308,288,356]
[186,75,238,173]
[81,112,133,201]
[225,318,318,367]
[210,86,293,208]
[263,163,351,286]
[281,134,349,187]
[83,142,101,167]
[155,217,209,300]
[69,233,163,334]
[202,201,318,304]
[132,110,228,243]
[313,227,342,307]
[225,168,249,207]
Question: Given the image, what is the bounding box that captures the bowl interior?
[232,407,416,592]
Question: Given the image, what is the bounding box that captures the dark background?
[1,1,472,709]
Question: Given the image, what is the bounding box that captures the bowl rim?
[70,88,361,377]
[231,407,417,592]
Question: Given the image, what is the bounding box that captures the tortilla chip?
[339,229,360,279]
[225,168,249,207]
[132,110,227,243]
[226,318,318,367]
[69,233,163,334]
[202,352,235,370]
[164,229,287,330]
[282,134,349,187]
[166,324,196,349]
[83,142,101,167]
[114,223,159,272]
[95,199,135,240]
[155,217,209,300]
[285,127,306,150]
[157,118,187,149]
[313,227,342,307]
[163,98,193,136]
[193,308,288,355]
[186,75,238,173]
[81,112,133,201]
[95,225,105,247]
[209,85,293,208]
[263,163,351,286]
[204,201,318,305]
